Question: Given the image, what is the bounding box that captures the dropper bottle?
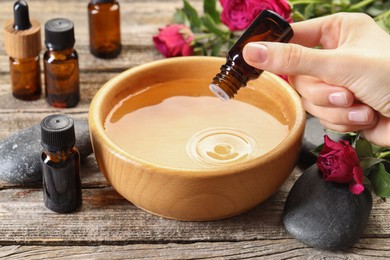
[209,10,293,101]
[3,0,42,100]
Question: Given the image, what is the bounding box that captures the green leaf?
[304,3,315,19]
[202,13,229,38]
[350,0,376,11]
[311,143,324,157]
[211,37,223,56]
[369,163,390,198]
[201,45,208,56]
[360,157,384,172]
[173,9,190,26]
[365,5,385,17]
[291,11,306,22]
[314,3,332,17]
[226,38,236,50]
[204,0,221,24]
[193,43,208,56]
[192,46,204,56]
[371,143,386,154]
[355,139,373,158]
[376,14,390,34]
[183,0,202,31]
[378,152,390,160]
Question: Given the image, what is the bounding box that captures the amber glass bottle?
[209,10,293,101]
[41,114,82,214]
[44,18,80,108]
[88,0,121,58]
[9,56,41,100]
[4,1,41,100]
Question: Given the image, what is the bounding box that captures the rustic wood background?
[0,0,389,259]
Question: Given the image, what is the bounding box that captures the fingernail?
[348,110,368,123]
[244,43,268,63]
[328,92,348,106]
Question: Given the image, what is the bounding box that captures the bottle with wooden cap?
[44,18,80,108]
[88,0,121,58]
[3,0,42,100]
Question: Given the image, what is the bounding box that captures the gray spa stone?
[300,116,325,166]
[282,164,372,250]
[0,119,92,184]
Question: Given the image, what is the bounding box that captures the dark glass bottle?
[41,114,82,214]
[44,18,80,108]
[88,0,121,58]
[10,56,41,100]
[209,10,293,101]
[4,1,41,100]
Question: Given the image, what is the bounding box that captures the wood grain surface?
[0,0,389,259]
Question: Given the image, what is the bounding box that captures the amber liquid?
[42,148,82,213]
[10,56,41,100]
[44,48,80,108]
[105,79,289,169]
[88,1,121,59]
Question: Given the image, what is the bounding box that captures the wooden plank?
[0,71,116,113]
[0,44,163,74]
[0,169,389,245]
[0,238,389,259]
[0,187,289,244]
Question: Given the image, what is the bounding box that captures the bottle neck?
[44,47,77,62]
[43,147,77,163]
[210,57,254,100]
[10,56,40,63]
[91,0,115,4]
[46,47,74,54]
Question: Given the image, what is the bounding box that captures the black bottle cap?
[13,0,32,30]
[41,114,76,150]
[44,18,75,50]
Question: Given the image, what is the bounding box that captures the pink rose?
[220,0,293,31]
[153,24,194,57]
[317,135,365,195]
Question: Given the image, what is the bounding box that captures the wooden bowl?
[89,56,305,221]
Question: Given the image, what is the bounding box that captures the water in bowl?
[104,78,289,169]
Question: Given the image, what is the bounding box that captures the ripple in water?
[186,127,259,167]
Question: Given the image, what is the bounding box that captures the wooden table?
[0,1,389,258]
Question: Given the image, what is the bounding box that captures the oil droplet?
[214,144,232,155]
[186,127,258,167]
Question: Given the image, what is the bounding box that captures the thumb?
[243,42,331,78]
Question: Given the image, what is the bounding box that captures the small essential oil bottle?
[88,0,121,58]
[209,10,293,101]
[44,18,80,108]
[41,114,82,213]
[3,0,41,100]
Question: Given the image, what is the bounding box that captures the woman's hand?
[243,12,390,147]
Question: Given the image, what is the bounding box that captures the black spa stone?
[0,119,92,184]
[282,164,372,250]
